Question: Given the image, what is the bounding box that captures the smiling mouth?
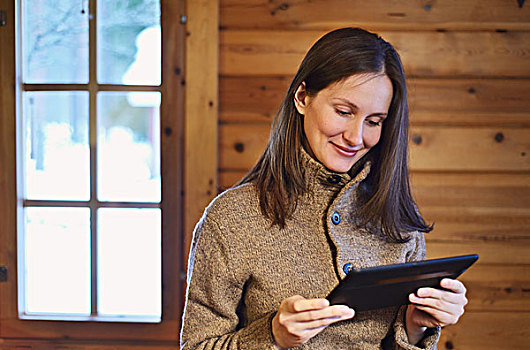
[330,142,359,157]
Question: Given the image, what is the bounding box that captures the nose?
[343,118,363,147]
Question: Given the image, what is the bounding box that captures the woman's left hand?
[405,278,468,343]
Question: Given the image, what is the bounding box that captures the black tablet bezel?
[326,254,478,312]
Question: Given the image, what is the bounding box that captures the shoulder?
[206,183,259,214]
[201,182,263,230]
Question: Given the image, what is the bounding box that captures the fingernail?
[344,308,355,317]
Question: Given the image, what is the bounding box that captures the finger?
[301,311,355,330]
[440,278,467,294]
[291,298,330,313]
[416,287,467,306]
[295,305,355,322]
[409,293,464,315]
[413,304,460,325]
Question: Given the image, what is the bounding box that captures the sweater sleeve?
[385,232,441,350]
[180,211,278,350]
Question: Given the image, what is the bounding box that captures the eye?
[367,119,382,127]
[335,109,350,116]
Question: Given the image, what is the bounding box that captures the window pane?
[22,0,89,83]
[97,208,161,318]
[24,91,90,200]
[97,92,161,202]
[97,1,161,85]
[24,207,91,315]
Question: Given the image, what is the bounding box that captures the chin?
[325,161,354,174]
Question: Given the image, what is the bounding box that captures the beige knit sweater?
[180,150,440,349]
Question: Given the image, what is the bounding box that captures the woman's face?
[294,73,393,173]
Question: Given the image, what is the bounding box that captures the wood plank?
[0,319,180,342]
[411,172,530,209]
[459,265,530,312]
[221,0,530,31]
[221,30,530,77]
[220,77,530,127]
[427,241,529,265]
[0,0,18,336]
[184,0,219,263]
[409,126,529,171]
[0,340,178,350]
[219,76,290,123]
[407,79,530,115]
[421,205,530,223]
[219,124,269,170]
[160,0,185,327]
[219,124,530,171]
[427,219,529,243]
[438,311,530,350]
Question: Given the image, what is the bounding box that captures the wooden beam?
[184,0,219,263]
[221,0,530,31]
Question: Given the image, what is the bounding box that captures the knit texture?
[180,149,440,349]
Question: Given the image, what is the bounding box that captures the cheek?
[305,113,340,140]
[363,128,382,148]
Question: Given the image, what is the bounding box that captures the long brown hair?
[239,28,432,242]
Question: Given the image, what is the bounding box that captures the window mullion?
[89,0,98,318]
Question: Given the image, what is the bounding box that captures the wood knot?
[468,87,476,94]
[494,132,504,143]
[271,2,289,15]
[164,127,172,136]
[445,341,454,349]
[234,142,245,153]
[412,135,423,145]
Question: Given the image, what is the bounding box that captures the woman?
[180,28,468,349]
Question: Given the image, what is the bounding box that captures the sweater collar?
[299,146,371,192]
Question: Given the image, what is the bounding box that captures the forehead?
[328,73,389,92]
[318,73,393,103]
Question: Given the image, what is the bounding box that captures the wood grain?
[220,30,530,77]
[438,311,530,350]
[184,0,219,262]
[0,0,18,334]
[0,340,178,350]
[459,264,530,312]
[221,0,530,31]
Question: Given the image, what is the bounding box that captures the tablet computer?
[327,254,478,311]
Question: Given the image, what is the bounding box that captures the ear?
[293,82,309,115]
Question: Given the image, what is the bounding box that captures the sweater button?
[331,212,341,225]
[327,175,341,184]
[343,263,353,274]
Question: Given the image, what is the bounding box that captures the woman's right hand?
[271,295,355,349]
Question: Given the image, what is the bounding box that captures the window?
[0,0,220,344]
[18,0,163,323]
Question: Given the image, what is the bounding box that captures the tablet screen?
[326,254,478,311]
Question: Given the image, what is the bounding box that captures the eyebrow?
[331,97,388,118]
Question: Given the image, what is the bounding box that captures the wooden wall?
[217,1,530,349]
